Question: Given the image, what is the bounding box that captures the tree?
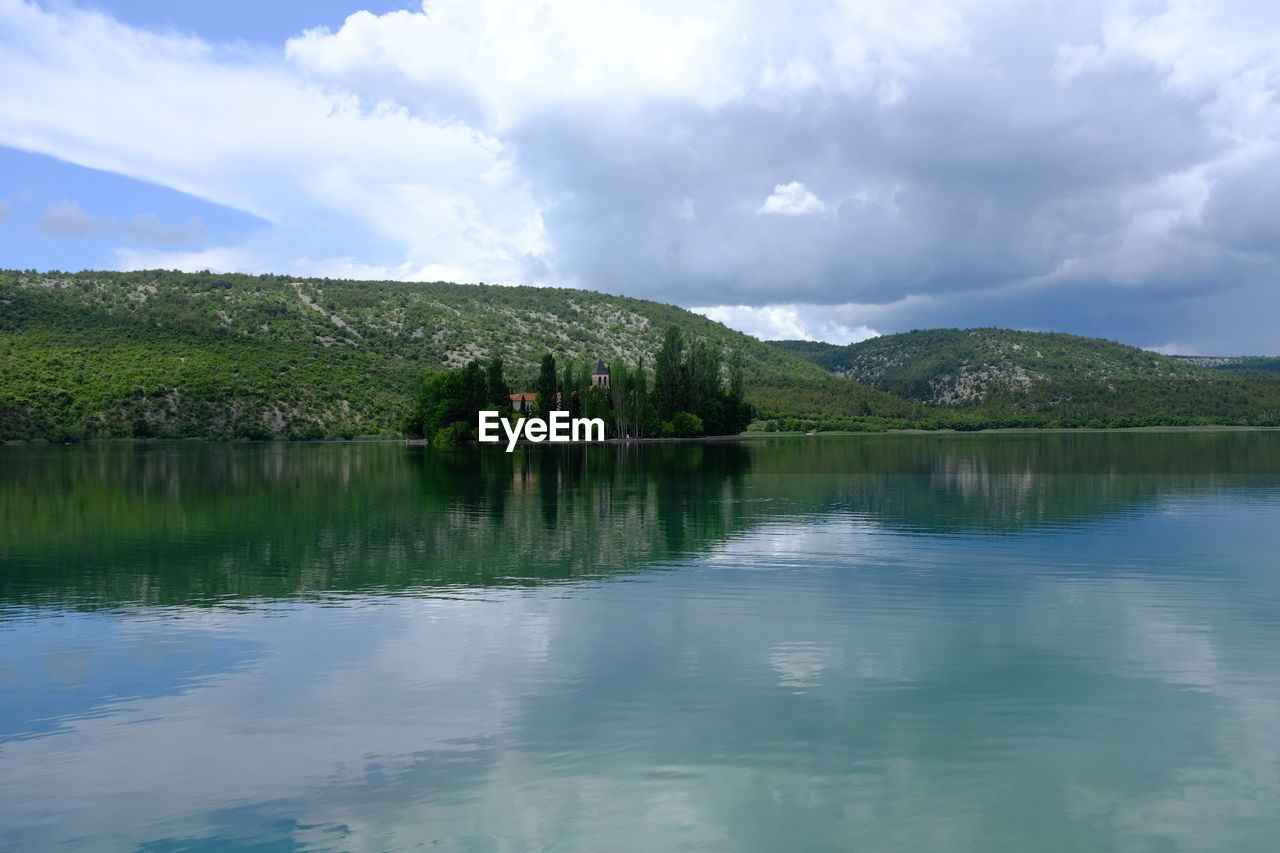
[670,411,703,437]
[485,358,510,410]
[720,353,754,434]
[609,360,630,437]
[536,354,559,417]
[654,325,686,420]
[461,360,486,417]
[633,358,650,438]
[402,361,494,442]
[581,385,611,432]
[562,363,581,418]
[404,371,469,440]
[688,338,720,411]
[649,325,751,436]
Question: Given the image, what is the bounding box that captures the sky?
[1,0,1279,354]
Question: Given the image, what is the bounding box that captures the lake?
[2,432,1279,852]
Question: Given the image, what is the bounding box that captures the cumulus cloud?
[32,200,210,245]
[693,304,881,344]
[1146,341,1200,356]
[0,0,547,283]
[759,182,826,216]
[3,0,1280,350]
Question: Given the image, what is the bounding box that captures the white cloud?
[4,0,1280,349]
[693,304,881,344]
[0,0,547,283]
[1144,341,1198,356]
[282,1,972,127]
[758,182,826,216]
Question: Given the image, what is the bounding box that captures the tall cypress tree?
[634,357,648,438]
[461,361,486,420]
[485,357,510,410]
[536,354,559,417]
[562,364,581,418]
[609,360,629,437]
[689,339,719,409]
[654,325,685,420]
[724,352,753,434]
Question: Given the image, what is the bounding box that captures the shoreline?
[9,423,1280,449]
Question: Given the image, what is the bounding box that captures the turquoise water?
[2,433,1279,851]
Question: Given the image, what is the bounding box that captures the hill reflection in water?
[2,431,1278,612]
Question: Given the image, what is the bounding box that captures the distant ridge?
[1173,355,1280,375]
[769,328,1206,405]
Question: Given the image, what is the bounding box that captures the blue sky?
[2,0,1279,353]
[76,1,413,45]
[0,147,261,271]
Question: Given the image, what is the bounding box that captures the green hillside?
[765,339,844,370]
[772,328,1205,403]
[0,269,907,441]
[767,328,1280,428]
[1174,355,1280,376]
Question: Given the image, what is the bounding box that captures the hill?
[1174,355,1280,376]
[771,328,1206,403]
[0,269,908,441]
[765,339,844,370]
[767,328,1280,427]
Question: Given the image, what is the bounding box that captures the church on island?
[510,360,609,412]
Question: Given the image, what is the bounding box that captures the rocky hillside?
[1174,355,1280,375]
[770,329,1210,406]
[0,269,907,441]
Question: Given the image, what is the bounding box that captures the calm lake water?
[3,433,1280,852]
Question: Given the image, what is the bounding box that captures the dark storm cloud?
[513,48,1218,312]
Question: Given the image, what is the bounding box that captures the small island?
[403,324,754,446]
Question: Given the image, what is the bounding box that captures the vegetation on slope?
[0,269,905,441]
[772,329,1205,403]
[767,328,1280,429]
[764,339,844,370]
[1174,355,1280,376]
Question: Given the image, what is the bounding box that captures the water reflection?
[2,434,1279,851]
[3,433,1279,612]
[1,441,759,609]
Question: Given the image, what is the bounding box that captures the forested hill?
[770,329,1208,405]
[0,269,907,441]
[1174,355,1280,376]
